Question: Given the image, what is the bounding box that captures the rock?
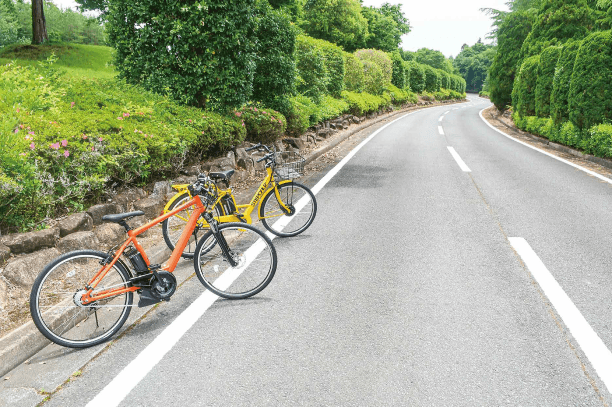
[226,151,236,168]
[342,120,349,129]
[284,137,306,150]
[1,227,59,255]
[112,193,132,212]
[317,128,334,139]
[203,157,235,173]
[152,181,171,198]
[58,213,93,237]
[87,203,122,226]
[0,276,7,310]
[94,223,126,249]
[134,195,164,219]
[3,248,61,288]
[233,170,249,183]
[129,217,154,238]
[57,231,100,253]
[182,165,201,176]
[0,244,10,264]
[235,148,255,173]
[274,140,285,152]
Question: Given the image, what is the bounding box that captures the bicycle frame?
[80,195,207,305]
[166,166,292,226]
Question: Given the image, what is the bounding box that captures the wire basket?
[273,151,305,180]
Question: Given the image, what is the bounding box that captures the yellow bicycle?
[161,143,317,258]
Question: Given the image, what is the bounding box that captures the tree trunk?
[32,0,48,45]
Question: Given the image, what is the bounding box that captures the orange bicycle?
[29,175,277,348]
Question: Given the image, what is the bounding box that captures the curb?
[0,98,465,379]
[485,107,612,172]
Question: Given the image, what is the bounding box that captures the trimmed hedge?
[355,49,393,95]
[551,40,581,124]
[343,51,365,92]
[406,61,425,93]
[535,46,561,118]
[512,55,540,117]
[295,35,327,103]
[423,65,441,92]
[389,50,406,89]
[568,30,612,129]
[319,40,345,97]
[237,105,287,145]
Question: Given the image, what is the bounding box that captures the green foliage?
[584,123,612,157]
[385,84,417,105]
[453,40,496,93]
[284,94,314,135]
[519,0,593,59]
[302,0,368,52]
[0,58,245,232]
[414,48,454,73]
[343,51,364,92]
[423,65,441,92]
[340,90,387,116]
[251,3,298,114]
[0,0,20,47]
[319,39,345,97]
[355,49,392,95]
[488,10,535,110]
[388,50,405,89]
[512,55,540,117]
[106,0,256,113]
[361,3,410,52]
[406,61,425,93]
[568,30,612,129]
[534,45,561,117]
[437,69,450,90]
[295,35,345,100]
[237,105,287,145]
[551,41,581,123]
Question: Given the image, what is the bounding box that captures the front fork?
[202,212,238,267]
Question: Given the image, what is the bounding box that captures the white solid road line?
[438,126,444,135]
[86,109,422,407]
[478,108,612,185]
[447,146,471,172]
[439,116,444,122]
[509,238,612,394]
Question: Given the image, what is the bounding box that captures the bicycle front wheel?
[260,181,317,237]
[193,223,277,299]
[162,192,224,259]
[29,250,133,348]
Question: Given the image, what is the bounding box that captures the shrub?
[237,105,287,145]
[313,95,350,122]
[406,61,425,93]
[341,90,386,116]
[512,55,540,117]
[535,46,562,118]
[355,49,393,94]
[551,40,581,124]
[252,3,297,113]
[319,40,345,97]
[584,123,612,157]
[568,30,612,129]
[343,51,365,92]
[389,50,405,89]
[106,0,257,112]
[0,61,245,232]
[423,65,441,92]
[437,69,450,90]
[385,84,416,105]
[285,95,315,136]
[555,121,583,148]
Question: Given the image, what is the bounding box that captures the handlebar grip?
[245,144,261,152]
[256,156,266,163]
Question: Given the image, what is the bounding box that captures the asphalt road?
[43,95,612,406]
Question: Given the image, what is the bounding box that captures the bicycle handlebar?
[245,143,272,153]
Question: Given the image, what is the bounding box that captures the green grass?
[0,43,115,79]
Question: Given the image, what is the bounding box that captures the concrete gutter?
[0,98,464,380]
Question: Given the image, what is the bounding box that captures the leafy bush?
[0,60,245,232]
[343,51,365,92]
[295,35,327,103]
[584,123,612,157]
[319,39,345,97]
[388,50,405,89]
[355,49,393,94]
[437,69,450,90]
[423,65,441,92]
[237,105,287,145]
[252,3,297,114]
[568,30,612,129]
[313,95,350,122]
[551,40,580,124]
[107,0,257,112]
[285,95,315,136]
[406,61,425,93]
[535,46,561,118]
[385,84,417,105]
[512,55,540,117]
[340,90,386,116]
[555,121,583,148]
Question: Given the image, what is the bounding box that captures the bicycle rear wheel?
[193,223,277,299]
[162,192,224,259]
[260,181,317,237]
[29,250,133,348]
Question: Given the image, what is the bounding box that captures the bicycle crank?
[137,271,177,307]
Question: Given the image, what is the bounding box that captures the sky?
[361,0,511,57]
[52,0,511,58]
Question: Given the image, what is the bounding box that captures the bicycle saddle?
[102,211,145,223]
[209,169,235,182]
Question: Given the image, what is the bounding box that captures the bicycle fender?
[164,190,190,213]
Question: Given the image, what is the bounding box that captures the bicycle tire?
[30,250,133,348]
[259,181,317,237]
[162,192,224,259]
[193,223,277,300]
